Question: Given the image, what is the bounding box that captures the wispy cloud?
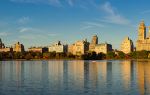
[66,0,74,7]
[80,21,104,30]
[18,27,36,33]
[0,32,10,36]
[48,0,62,7]
[141,10,150,14]
[18,16,30,24]
[10,0,98,8]
[19,34,45,40]
[10,0,62,7]
[100,2,130,25]
[48,33,58,36]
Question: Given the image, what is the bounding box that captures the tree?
[137,50,148,59]
[118,51,125,59]
[129,51,137,59]
[13,52,24,59]
[97,53,106,60]
[43,52,50,59]
[25,53,33,60]
[106,52,115,59]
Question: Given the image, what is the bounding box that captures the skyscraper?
[89,35,98,51]
[136,21,150,51]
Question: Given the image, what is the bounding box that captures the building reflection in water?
[0,61,2,81]
[48,60,64,93]
[67,60,84,93]
[121,60,131,91]
[136,60,150,95]
[0,60,150,94]
[144,61,150,95]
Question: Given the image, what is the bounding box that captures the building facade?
[120,37,134,54]
[68,39,89,55]
[95,43,112,54]
[49,41,68,53]
[0,48,13,52]
[28,47,48,53]
[0,38,5,49]
[136,21,150,51]
[13,42,25,52]
[88,35,112,54]
[89,35,98,51]
[0,38,13,52]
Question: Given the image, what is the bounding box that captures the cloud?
[18,27,35,33]
[100,2,130,25]
[80,21,104,30]
[66,0,74,6]
[48,33,58,36]
[10,0,97,8]
[19,34,44,39]
[10,0,62,7]
[141,10,150,14]
[0,32,9,36]
[48,0,61,7]
[18,16,30,24]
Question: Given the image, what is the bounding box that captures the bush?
[25,53,33,60]
[106,52,115,59]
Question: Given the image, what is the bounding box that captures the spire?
[140,20,145,27]
[138,20,146,40]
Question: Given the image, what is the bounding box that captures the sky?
[0,0,150,49]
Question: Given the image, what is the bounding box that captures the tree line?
[0,50,150,60]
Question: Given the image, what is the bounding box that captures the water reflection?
[0,60,150,95]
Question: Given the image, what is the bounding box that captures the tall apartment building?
[49,41,68,53]
[120,37,134,54]
[13,42,25,52]
[136,21,150,51]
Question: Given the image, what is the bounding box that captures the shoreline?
[1,59,150,61]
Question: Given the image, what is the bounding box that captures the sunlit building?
[0,38,13,52]
[28,47,48,53]
[136,21,150,51]
[120,37,134,54]
[95,43,112,54]
[89,35,112,54]
[13,42,25,52]
[49,41,68,53]
[68,39,89,55]
[89,35,98,51]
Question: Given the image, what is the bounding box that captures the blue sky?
[0,0,150,49]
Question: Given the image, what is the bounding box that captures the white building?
[120,37,134,54]
[95,43,112,54]
[49,41,68,53]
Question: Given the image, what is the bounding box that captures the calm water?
[0,60,150,95]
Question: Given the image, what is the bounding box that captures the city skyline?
[1,0,150,49]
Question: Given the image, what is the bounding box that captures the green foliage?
[106,52,116,59]
[1,50,150,60]
[82,52,106,60]
[13,52,24,59]
[129,51,137,59]
[25,53,33,60]
[67,53,75,58]
[137,50,148,59]
[129,50,149,59]
[118,51,125,59]
[43,52,50,59]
